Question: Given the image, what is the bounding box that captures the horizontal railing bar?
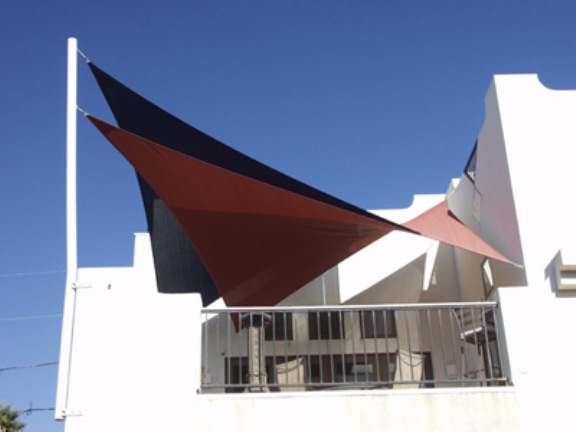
[202,302,498,314]
[201,377,509,390]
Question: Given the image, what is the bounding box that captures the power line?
[0,314,62,323]
[0,270,65,278]
[19,406,56,417]
[0,362,58,374]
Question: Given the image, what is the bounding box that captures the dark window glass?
[225,357,275,393]
[464,142,478,182]
[308,311,344,340]
[264,312,293,341]
[359,310,396,339]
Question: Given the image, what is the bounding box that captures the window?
[484,339,504,384]
[335,354,396,385]
[464,142,478,182]
[481,258,495,299]
[359,309,397,339]
[264,312,293,341]
[308,356,333,384]
[224,357,276,393]
[337,362,375,383]
[307,354,393,386]
[308,311,344,340]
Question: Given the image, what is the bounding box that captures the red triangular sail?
[87,63,407,305]
[405,201,514,264]
[88,115,408,306]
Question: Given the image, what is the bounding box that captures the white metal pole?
[66,37,78,280]
[55,36,78,420]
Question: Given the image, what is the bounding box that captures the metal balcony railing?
[200,302,509,393]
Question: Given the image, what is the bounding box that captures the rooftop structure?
[56,41,576,431]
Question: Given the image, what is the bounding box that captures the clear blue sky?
[1,1,575,430]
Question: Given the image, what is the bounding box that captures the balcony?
[200,302,509,393]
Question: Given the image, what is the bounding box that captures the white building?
[56,72,576,431]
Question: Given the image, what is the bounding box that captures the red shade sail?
[88,62,409,305]
[86,62,515,307]
[88,115,410,306]
[405,201,514,264]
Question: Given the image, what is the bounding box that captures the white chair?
[275,358,306,392]
[453,308,497,381]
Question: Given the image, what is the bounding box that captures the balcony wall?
[193,388,522,432]
[199,303,520,431]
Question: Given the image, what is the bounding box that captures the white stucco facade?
[56,234,203,431]
[57,74,576,431]
[461,75,576,431]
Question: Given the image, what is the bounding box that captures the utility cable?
[19,406,55,417]
[0,362,58,374]
[0,270,65,278]
[0,314,62,323]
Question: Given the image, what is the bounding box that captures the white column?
[66,37,78,279]
[55,36,79,420]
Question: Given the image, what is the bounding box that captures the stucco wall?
[58,234,203,432]
[194,388,522,432]
[462,75,576,432]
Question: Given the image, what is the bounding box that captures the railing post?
[242,312,271,392]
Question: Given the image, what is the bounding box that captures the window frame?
[308,310,344,340]
[359,309,397,339]
[464,141,478,183]
[264,311,294,341]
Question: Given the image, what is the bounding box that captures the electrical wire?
[0,270,65,278]
[0,362,58,374]
[0,314,62,323]
[19,406,55,417]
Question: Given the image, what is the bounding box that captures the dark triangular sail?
[88,63,396,220]
[88,63,410,306]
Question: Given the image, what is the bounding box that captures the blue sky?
[1,1,575,430]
